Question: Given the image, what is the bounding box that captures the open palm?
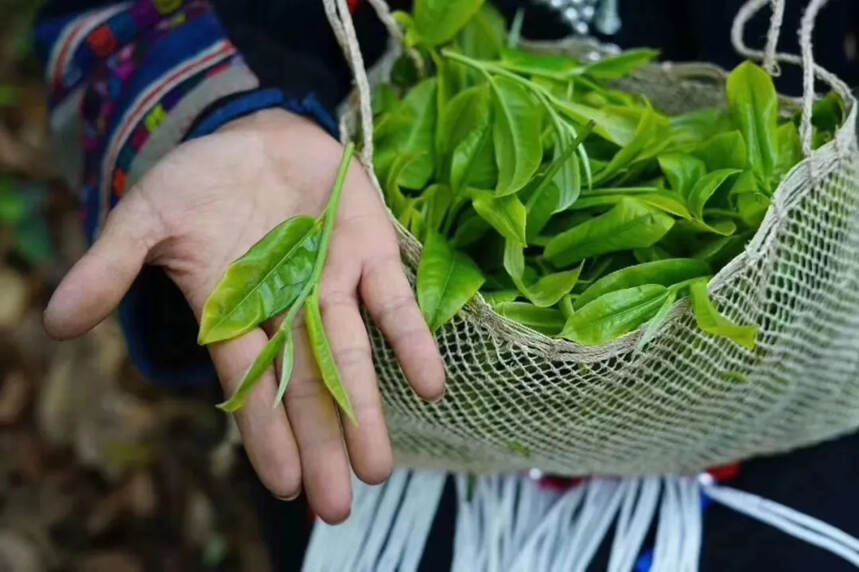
[44,109,445,523]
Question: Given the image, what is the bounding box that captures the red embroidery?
[113,168,128,196]
[708,463,742,482]
[348,0,362,13]
[87,25,118,57]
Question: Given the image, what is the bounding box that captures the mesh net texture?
[349,46,859,477]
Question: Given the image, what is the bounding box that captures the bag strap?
[322,0,375,167]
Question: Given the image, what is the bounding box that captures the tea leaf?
[575,258,710,309]
[561,284,670,345]
[457,3,506,59]
[726,61,779,190]
[500,47,582,79]
[689,279,758,349]
[658,154,706,197]
[585,49,658,80]
[693,130,748,171]
[687,168,740,221]
[418,231,485,332]
[544,198,675,267]
[471,189,527,245]
[199,216,321,344]
[504,240,581,307]
[216,328,289,413]
[491,76,544,196]
[304,289,356,423]
[375,78,438,189]
[494,302,566,335]
[776,121,802,178]
[637,288,678,349]
[414,0,485,47]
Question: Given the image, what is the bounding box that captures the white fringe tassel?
[302,469,447,572]
[303,470,859,572]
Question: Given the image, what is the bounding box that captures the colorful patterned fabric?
[35,0,334,243]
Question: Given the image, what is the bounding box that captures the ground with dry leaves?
[0,4,275,571]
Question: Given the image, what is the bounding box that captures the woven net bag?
[324,0,859,477]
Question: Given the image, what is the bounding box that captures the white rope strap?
[799,0,830,156]
[322,0,375,167]
[365,0,426,79]
[763,0,785,75]
[365,0,403,44]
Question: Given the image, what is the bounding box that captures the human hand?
[44,108,446,523]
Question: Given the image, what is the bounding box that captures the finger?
[44,191,165,339]
[285,321,353,524]
[360,253,446,402]
[210,329,302,500]
[319,260,393,485]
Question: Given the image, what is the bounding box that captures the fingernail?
[274,491,301,502]
[430,389,446,403]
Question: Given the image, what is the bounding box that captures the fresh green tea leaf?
[422,183,454,233]
[482,289,520,305]
[525,181,561,241]
[776,121,802,178]
[658,153,706,197]
[687,168,740,221]
[571,190,692,219]
[493,302,566,335]
[736,192,770,228]
[471,189,527,244]
[689,279,758,349]
[551,127,583,211]
[375,78,438,189]
[384,153,421,215]
[556,102,639,147]
[273,328,296,406]
[693,130,748,171]
[503,240,581,307]
[637,288,678,349]
[372,84,400,116]
[694,233,750,268]
[809,92,844,134]
[439,85,495,191]
[561,284,670,345]
[418,231,486,332]
[633,245,672,263]
[199,216,320,344]
[217,329,288,412]
[457,3,506,59]
[594,106,666,184]
[585,49,658,80]
[499,47,582,79]
[306,288,357,423]
[414,0,485,47]
[438,85,491,158]
[491,76,544,196]
[575,258,710,309]
[670,107,734,146]
[451,211,492,247]
[545,198,675,267]
[726,61,779,190]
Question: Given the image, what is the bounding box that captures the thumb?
[45,191,166,339]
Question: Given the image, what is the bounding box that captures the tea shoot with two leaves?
[199,143,357,420]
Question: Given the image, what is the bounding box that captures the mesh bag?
[325,0,859,476]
